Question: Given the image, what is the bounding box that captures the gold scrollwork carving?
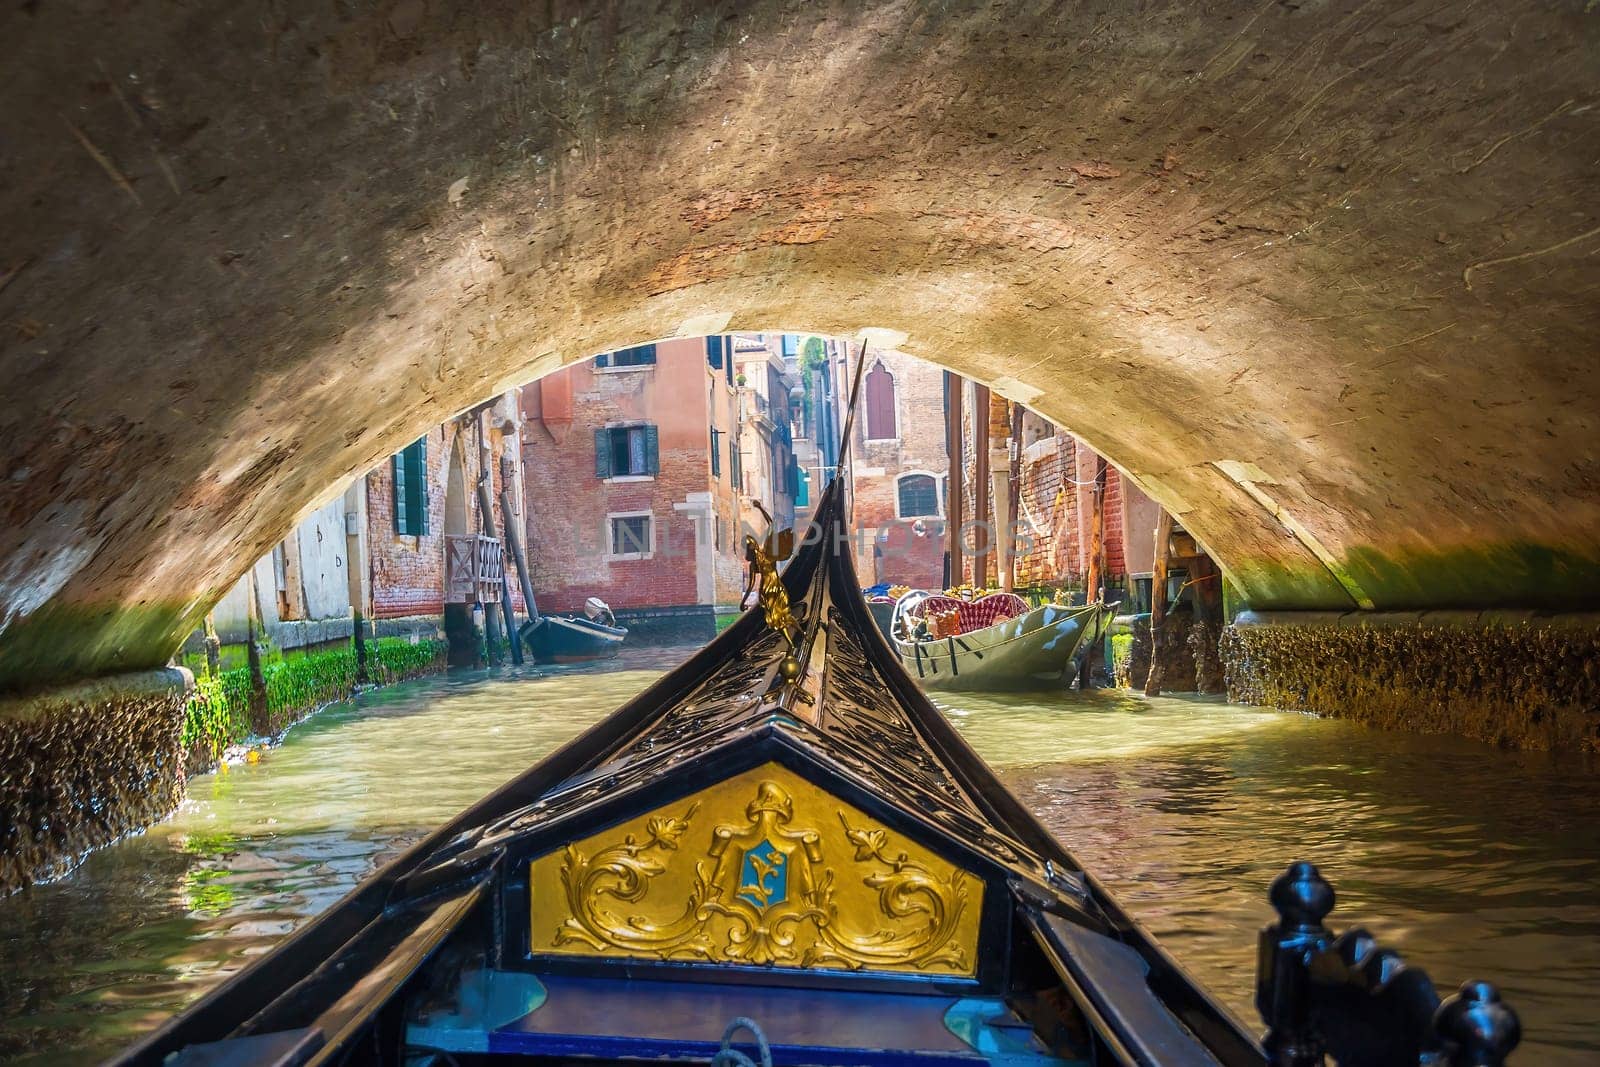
[529,765,982,976]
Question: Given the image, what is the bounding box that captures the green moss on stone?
[1338,543,1600,611]
[0,600,203,695]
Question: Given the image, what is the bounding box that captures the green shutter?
[594,428,612,478]
[710,428,721,477]
[415,436,429,535]
[392,453,407,533]
[392,439,428,536]
[594,352,611,368]
[644,424,659,475]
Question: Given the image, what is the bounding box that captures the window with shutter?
[392,452,407,532]
[597,424,659,478]
[643,424,659,474]
[865,361,897,440]
[706,336,723,370]
[392,436,429,535]
[710,428,722,478]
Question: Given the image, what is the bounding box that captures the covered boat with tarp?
[888,589,1111,691]
[113,354,1522,1067]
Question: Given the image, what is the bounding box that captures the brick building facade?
[366,396,527,626]
[733,335,799,534]
[934,380,1162,609]
[519,337,749,643]
[844,347,950,589]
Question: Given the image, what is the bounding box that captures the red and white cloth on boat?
[907,593,1029,635]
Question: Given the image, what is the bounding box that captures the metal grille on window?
[898,473,939,517]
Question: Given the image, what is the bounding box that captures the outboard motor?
[583,596,616,627]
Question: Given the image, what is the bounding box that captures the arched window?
[864,361,896,440]
[897,473,940,518]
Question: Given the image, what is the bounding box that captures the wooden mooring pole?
[1004,402,1022,592]
[1145,508,1174,697]
[245,568,269,732]
[972,383,991,587]
[944,372,964,588]
[1078,455,1108,688]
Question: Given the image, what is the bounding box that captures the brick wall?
[368,414,527,620]
[950,401,1138,595]
[521,339,747,615]
[848,349,949,589]
[369,424,449,618]
[1013,433,1079,587]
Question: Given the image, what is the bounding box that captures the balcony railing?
[445,533,504,604]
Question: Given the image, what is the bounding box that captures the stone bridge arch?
[4,0,1596,691]
[2,0,1599,884]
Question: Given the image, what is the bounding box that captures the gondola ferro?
[112,348,1523,1067]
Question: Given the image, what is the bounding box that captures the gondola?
[888,590,1111,691]
[113,356,1521,1067]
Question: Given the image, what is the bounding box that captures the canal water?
[2,648,1597,1063]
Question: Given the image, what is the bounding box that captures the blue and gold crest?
[737,839,788,909]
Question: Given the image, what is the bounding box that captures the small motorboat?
[112,350,1520,1067]
[889,589,1111,691]
[520,596,626,663]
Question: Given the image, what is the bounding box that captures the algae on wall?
[1220,621,1600,752]
[183,638,447,773]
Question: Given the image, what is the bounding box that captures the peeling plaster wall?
[0,0,1597,693]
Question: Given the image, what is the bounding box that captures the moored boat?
[520,598,627,663]
[112,353,1521,1067]
[889,589,1111,691]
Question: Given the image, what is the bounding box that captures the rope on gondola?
[711,1016,772,1067]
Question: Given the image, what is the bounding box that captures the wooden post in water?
[944,373,964,587]
[1079,455,1108,688]
[1083,456,1107,601]
[972,383,992,587]
[476,458,520,666]
[245,568,269,733]
[1145,508,1175,696]
[343,482,369,685]
[1004,402,1023,592]
[499,453,540,626]
[202,611,221,679]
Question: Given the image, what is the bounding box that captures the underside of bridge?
[1,1,1597,887]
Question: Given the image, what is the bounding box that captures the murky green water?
[3,650,1597,1063]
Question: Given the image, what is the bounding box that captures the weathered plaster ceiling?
[0,0,1596,689]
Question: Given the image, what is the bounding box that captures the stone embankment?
[0,638,448,894]
[1221,612,1600,752]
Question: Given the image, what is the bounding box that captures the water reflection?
[1,654,1596,1063]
